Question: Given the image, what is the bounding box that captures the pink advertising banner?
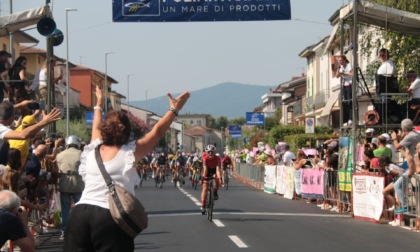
[300,169,324,195]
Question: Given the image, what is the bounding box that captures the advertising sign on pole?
[228,125,242,139]
[246,112,265,126]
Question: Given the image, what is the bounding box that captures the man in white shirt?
[406,70,420,121]
[377,48,395,76]
[281,144,295,166]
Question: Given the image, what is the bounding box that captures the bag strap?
[94,145,115,192]
[94,145,142,234]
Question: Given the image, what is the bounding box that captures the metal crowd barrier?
[322,170,341,211]
[234,162,265,183]
[403,174,420,227]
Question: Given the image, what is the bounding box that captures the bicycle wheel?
[193,174,199,190]
[225,173,229,190]
[159,174,163,189]
[207,185,214,222]
[179,173,184,187]
[173,174,177,187]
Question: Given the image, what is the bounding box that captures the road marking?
[148,212,349,218]
[212,219,225,227]
[229,235,248,248]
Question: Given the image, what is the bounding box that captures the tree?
[360,0,420,87]
[229,116,246,126]
[274,108,282,124]
[127,112,151,139]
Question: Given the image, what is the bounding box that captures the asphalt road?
[133,177,420,252]
[36,176,420,251]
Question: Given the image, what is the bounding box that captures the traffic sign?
[305,117,315,134]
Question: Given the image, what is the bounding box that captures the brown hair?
[100,111,131,146]
[0,169,19,193]
[339,55,349,64]
[297,149,307,159]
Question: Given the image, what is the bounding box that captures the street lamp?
[65,8,77,138]
[145,89,150,111]
[104,52,114,113]
[127,74,134,114]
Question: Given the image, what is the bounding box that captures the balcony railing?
[293,99,303,116]
[314,90,327,109]
[303,96,315,113]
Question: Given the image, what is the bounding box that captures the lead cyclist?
[201,144,222,214]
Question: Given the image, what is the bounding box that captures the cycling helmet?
[205,145,216,153]
[66,135,81,148]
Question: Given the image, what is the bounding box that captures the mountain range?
[128,82,273,119]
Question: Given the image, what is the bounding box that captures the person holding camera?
[0,190,35,252]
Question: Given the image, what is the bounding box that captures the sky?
[3,0,350,101]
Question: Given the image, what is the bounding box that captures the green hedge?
[268,125,333,152]
[283,133,333,153]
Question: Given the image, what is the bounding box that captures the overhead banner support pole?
[351,0,359,173]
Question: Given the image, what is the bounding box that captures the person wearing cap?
[391,118,420,157]
[373,135,392,160]
[265,149,276,165]
[254,148,267,165]
[0,101,60,141]
[282,144,295,166]
[57,135,84,240]
[0,50,12,103]
[8,114,40,170]
[381,133,398,164]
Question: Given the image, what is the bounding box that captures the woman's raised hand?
[167,91,190,112]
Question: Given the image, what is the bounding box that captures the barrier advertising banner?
[275,165,286,195]
[264,165,277,194]
[113,0,291,22]
[338,137,352,192]
[352,174,384,222]
[300,169,324,198]
[283,166,294,199]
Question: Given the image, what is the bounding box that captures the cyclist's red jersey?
[222,156,232,166]
[203,156,221,169]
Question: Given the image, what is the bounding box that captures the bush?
[268,124,334,151]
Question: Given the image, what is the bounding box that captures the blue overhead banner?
[228,125,242,138]
[246,112,264,125]
[113,0,291,22]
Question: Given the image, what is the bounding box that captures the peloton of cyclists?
[201,144,222,214]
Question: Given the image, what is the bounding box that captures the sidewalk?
[34,227,63,251]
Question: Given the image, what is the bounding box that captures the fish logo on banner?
[114,0,291,22]
[124,0,160,15]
